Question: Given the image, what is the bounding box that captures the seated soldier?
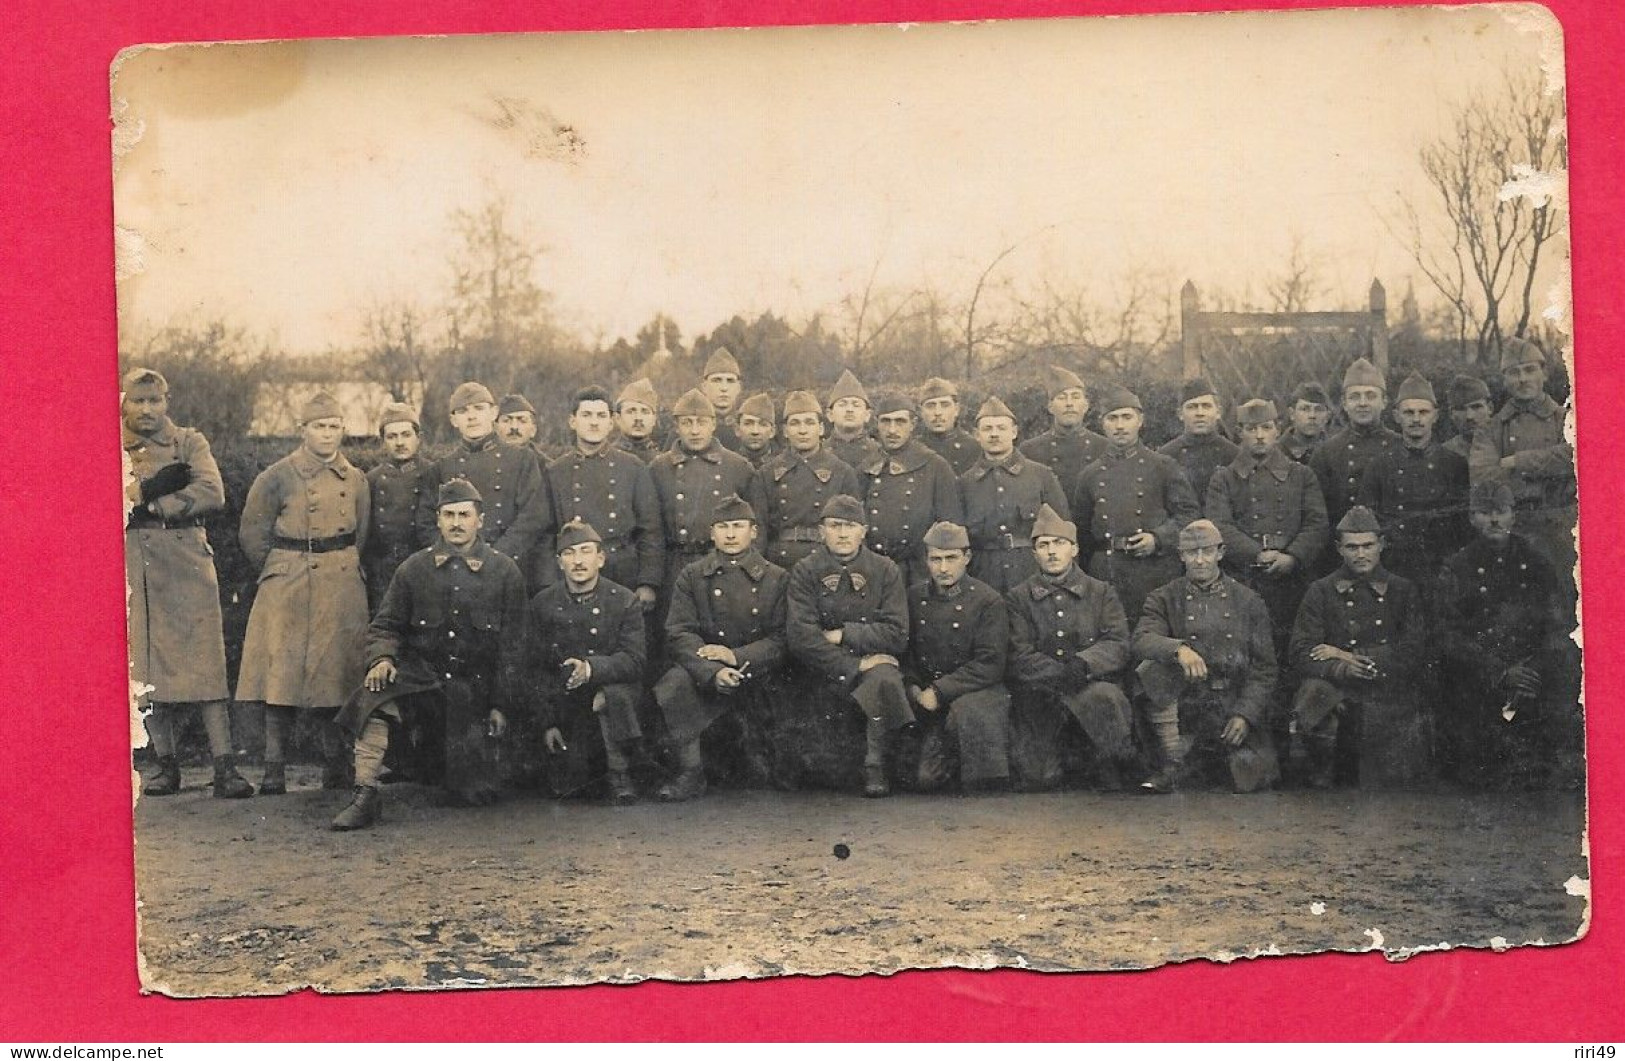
[903,521,1012,793]
[653,495,790,801]
[528,519,649,804]
[1005,503,1137,792]
[786,494,912,797]
[1133,519,1280,794]
[332,478,530,830]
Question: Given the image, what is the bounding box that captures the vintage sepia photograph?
[114,4,1585,998]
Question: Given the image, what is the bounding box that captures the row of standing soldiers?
[124,338,1579,827]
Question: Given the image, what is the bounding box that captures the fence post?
[1181,280,1201,381]
[1369,278,1389,376]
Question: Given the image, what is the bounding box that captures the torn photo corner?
[115,3,1586,998]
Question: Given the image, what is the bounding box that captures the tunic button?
[589,628,598,635]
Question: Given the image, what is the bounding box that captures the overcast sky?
[112,4,1563,355]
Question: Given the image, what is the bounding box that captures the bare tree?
[358,297,431,402]
[446,194,554,368]
[1266,233,1326,313]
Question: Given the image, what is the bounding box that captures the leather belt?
[272,532,358,553]
[126,513,207,531]
[974,533,1029,551]
[778,526,824,543]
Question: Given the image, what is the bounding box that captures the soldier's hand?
[139,462,192,504]
[1500,455,1519,471]
[563,657,592,690]
[543,727,567,753]
[1351,655,1379,682]
[365,658,398,692]
[715,667,745,691]
[1309,644,1353,665]
[487,709,507,738]
[822,628,844,645]
[697,644,738,665]
[858,653,898,673]
[1504,664,1542,697]
[917,686,942,713]
[1124,532,1157,558]
[1175,644,1208,682]
[635,585,659,612]
[1221,716,1250,747]
[1259,550,1296,576]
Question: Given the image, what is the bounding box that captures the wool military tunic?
[1356,441,1470,586]
[736,440,781,469]
[1308,422,1402,527]
[827,432,885,476]
[1158,433,1239,513]
[1468,394,1577,578]
[1020,426,1109,504]
[614,434,665,465]
[1206,447,1329,633]
[237,446,371,709]
[862,440,964,584]
[527,577,647,742]
[650,442,768,558]
[433,434,555,563]
[124,419,231,704]
[1442,434,1472,459]
[759,446,862,571]
[905,575,1012,783]
[1071,443,1200,619]
[959,451,1071,594]
[919,426,980,475]
[1133,575,1277,730]
[362,455,435,608]
[543,445,664,592]
[787,545,912,732]
[1279,427,1323,466]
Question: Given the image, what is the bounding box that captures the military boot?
[1139,762,1180,795]
[658,741,706,803]
[607,770,639,806]
[330,786,381,831]
[863,765,891,798]
[142,756,182,797]
[259,761,287,796]
[212,756,254,799]
[321,750,354,790]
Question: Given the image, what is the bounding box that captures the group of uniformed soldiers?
[124,337,1580,831]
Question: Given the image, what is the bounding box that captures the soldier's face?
[711,518,757,556]
[437,501,484,546]
[737,414,775,451]
[1343,386,1385,427]
[829,398,871,432]
[1241,419,1280,458]
[1394,399,1438,445]
[497,411,537,445]
[1033,535,1078,576]
[570,400,614,446]
[821,517,866,560]
[381,421,420,461]
[920,396,959,434]
[617,401,656,440]
[1179,395,1220,436]
[783,413,824,453]
[877,411,916,452]
[1469,505,1516,546]
[302,416,345,459]
[927,547,971,590]
[1102,408,1143,447]
[703,373,741,414]
[1505,360,1548,402]
[122,386,168,434]
[454,401,498,441]
[676,414,717,452]
[557,541,606,587]
[1337,531,1383,575]
[1290,400,1330,438]
[1049,387,1089,429]
[1450,399,1492,438]
[976,416,1017,458]
[1180,543,1224,584]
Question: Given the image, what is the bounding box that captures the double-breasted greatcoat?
[959,451,1071,594]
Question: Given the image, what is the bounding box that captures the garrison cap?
[498,393,536,417]
[783,390,822,418]
[975,396,1017,423]
[1291,382,1332,407]
[1341,358,1385,393]
[1236,399,1279,426]
[1043,364,1087,398]
[919,377,960,401]
[827,369,870,407]
[436,477,482,508]
[703,347,741,377]
[378,402,420,433]
[876,392,918,417]
[1394,372,1437,406]
[449,381,496,412]
[711,493,758,525]
[555,518,603,552]
[738,393,776,423]
[1469,479,1515,513]
[299,391,343,423]
[1096,385,1142,414]
[1178,519,1224,551]
[617,377,660,412]
[1029,502,1077,544]
[1179,377,1219,405]
[820,494,867,525]
[1336,505,1383,536]
[122,367,169,393]
[1500,337,1547,373]
[921,521,971,551]
[673,388,716,419]
[1446,375,1491,408]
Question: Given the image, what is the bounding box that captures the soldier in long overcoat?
[960,396,1071,594]
[361,402,435,611]
[1442,375,1493,460]
[916,376,980,475]
[1309,358,1401,531]
[236,391,371,795]
[758,390,862,572]
[864,393,964,587]
[123,368,253,799]
[1020,366,1109,495]
[1158,377,1237,512]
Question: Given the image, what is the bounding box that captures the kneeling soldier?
[1005,503,1137,792]
[787,494,912,797]
[903,521,1012,792]
[654,495,789,801]
[333,478,530,830]
[529,519,649,804]
[1134,519,1280,794]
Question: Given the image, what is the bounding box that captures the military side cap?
[556,518,603,552]
[617,377,660,411]
[820,494,867,524]
[1336,505,1382,535]
[738,393,776,422]
[703,347,741,377]
[782,390,822,418]
[1236,398,1278,426]
[1180,377,1218,404]
[1394,372,1436,406]
[1096,385,1142,413]
[1044,364,1086,397]
[378,402,420,432]
[449,381,495,411]
[437,477,483,508]
[921,521,970,551]
[1446,375,1491,408]
[1178,519,1224,550]
[975,395,1016,422]
[498,393,536,417]
[1291,382,1331,407]
[1341,358,1385,392]
[122,367,169,393]
[299,390,343,423]
[711,493,758,525]
[876,392,918,416]
[919,377,960,400]
[1469,479,1515,513]
[828,369,870,407]
[1500,337,1546,372]
[673,388,715,418]
[1029,502,1076,544]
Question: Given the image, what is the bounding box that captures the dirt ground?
[133,767,1589,997]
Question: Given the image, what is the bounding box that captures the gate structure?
[1180,280,1389,406]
